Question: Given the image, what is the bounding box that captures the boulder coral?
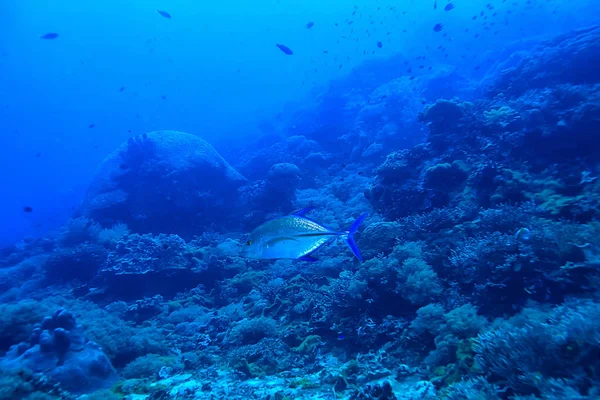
[80,130,247,236]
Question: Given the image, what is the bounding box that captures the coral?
[442,377,500,400]
[474,300,600,396]
[0,309,117,394]
[0,300,50,353]
[57,218,101,247]
[293,335,322,353]
[444,304,487,339]
[482,105,521,130]
[122,354,182,380]
[488,25,600,98]
[410,303,445,336]
[396,258,443,305]
[98,233,201,300]
[0,366,67,400]
[418,99,473,150]
[79,130,247,236]
[360,221,403,258]
[423,161,468,192]
[43,243,108,283]
[45,298,170,368]
[97,223,130,244]
[120,295,166,324]
[351,381,397,400]
[102,233,189,276]
[227,317,279,345]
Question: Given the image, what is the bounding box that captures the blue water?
[1,0,600,398]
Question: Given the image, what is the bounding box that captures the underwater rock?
[80,130,247,236]
[0,308,117,394]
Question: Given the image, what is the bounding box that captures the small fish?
[88,123,95,128]
[35,152,41,158]
[444,2,455,11]
[40,32,59,39]
[306,21,314,29]
[276,43,294,55]
[241,208,368,262]
[376,41,382,48]
[23,206,33,213]
[119,86,125,92]
[157,10,171,19]
[434,0,437,9]
[433,23,443,32]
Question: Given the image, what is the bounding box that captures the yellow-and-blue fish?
[241,208,368,262]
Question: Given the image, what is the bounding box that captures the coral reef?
[2,22,600,400]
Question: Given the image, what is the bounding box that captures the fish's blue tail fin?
[345,212,368,262]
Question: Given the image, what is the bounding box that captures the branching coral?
[474,300,600,396]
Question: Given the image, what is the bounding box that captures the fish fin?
[345,212,368,262]
[291,207,314,217]
[299,255,318,262]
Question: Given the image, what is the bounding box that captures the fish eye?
[246,240,253,246]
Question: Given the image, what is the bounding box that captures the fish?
[40,33,59,39]
[433,23,443,32]
[241,208,368,262]
[23,206,33,213]
[306,21,314,29]
[276,43,294,55]
[88,123,95,128]
[376,41,382,48]
[157,10,171,19]
[444,3,455,11]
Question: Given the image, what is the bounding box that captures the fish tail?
[345,212,368,262]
